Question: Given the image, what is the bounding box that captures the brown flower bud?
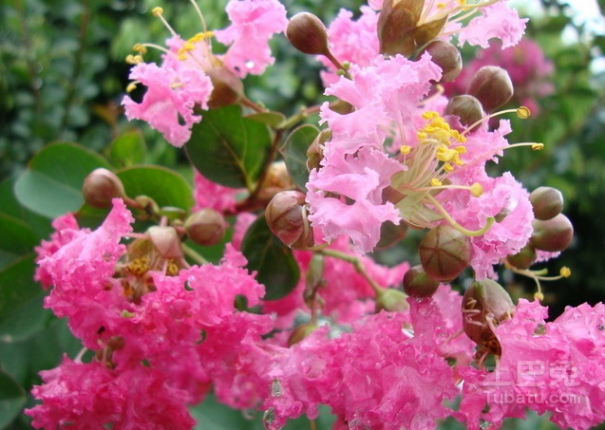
[147,226,183,259]
[258,161,296,201]
[419,225,472,282]
[378,0,446,57]
[462,279,515,355]
[529,186,564,221]
[444,95,484,128]
[376,220,409,249]
[185,208,228,246]
[530,213,574,252]
[467,66,513,112]
[420,40,462,82]
[286,12,329,56]
[265,190,313,249]
[375,288,409,313]
[506,244,537,270]
[206,67,244,108]
[306,129,330,172]
[403,264,440,298]
[82,168,126,208]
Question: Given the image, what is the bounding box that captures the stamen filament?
[426,194,495,236]
[188,0,208,33]
[152,7,178,36]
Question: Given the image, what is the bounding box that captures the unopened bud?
[420,40,462,82]
[467,66,513,112]
[185,208,227,246]
[286,12,329,56]
[288,322,319,346]
[147,226,183,259]
[258,161,296,201]
[376,288,409,313]
[376,221,409,249]
[419,225,472,282]
[529,186,564,221]
[266,191,314,249]
[462,279,515,354]
[445,95,484,128]
[403,264,440,298]
[531,213,574,252]
[506,244,536,270]
[306,130,330,172]
[206,67,244,108]
[82,168,126,208]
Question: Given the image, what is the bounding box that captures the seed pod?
[265,190,314,249]
[531,213,574,252]
[467,66,513,112]
[403,264,440,298]
[420,40,462,82]
[185,208,228,246]
[462,279,515,355]
[419,225,472,282]
[83,168,126,208]
[529,186,564,221]
[286,12,329,56]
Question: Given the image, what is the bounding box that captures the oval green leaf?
[109,130,147,168]
[0,369,26,428]
[245,111,286,128]
[117,165,194,210]
[241,215,300,301]
[14,142,111,219]
[186,105,272,189]
[281,125,319,191]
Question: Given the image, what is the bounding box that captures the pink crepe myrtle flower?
[26,357,195,430]
[458,1,528,49]
[192,170,242,214]
[458,299,605,430]
[215,0,288,78]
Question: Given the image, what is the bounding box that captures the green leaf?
[117,166,194,210]
[241,216,300,301]
[109,130,147,168]
[281,125,319,191]
[0,255,50,343]
[0,369,26,429]
[245,111,287,128]
[186,105,272,189]
[14,142,111,219]
[0,213,39,269]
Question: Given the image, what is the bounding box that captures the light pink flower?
[122,42,213,147]
[214,0,288,78]
[458,1,528,49]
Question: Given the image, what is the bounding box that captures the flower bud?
[467,66,513,112]
[378,0,447,57]
[82,168,126,208]
[266,190,314,249]
[462,279,515,354]
[286,12,329,56]
[419,225,472,282]
[375,288,409,313]
[206,67,244,108]
[420,40,462,82]
[444,95,484,128]
[306,130,330,172]
[530,213,574,252]
[147,226,183,259]
[529,186,564,221]
[506,244,536,270]
[403,264,440,298]
[185,208,228,246]
[258,161,296,201]
[288,322,318,346]
[376,220,408,249]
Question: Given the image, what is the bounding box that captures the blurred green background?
[1,0,604,428]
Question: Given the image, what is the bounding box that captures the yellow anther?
[458,0,467,4]
[443,163,454,173]
[470,182,483,197]
[455,145,467,154]
[531,143,544,151]
[125,54,136,64]
[184,41,196,51]
[437,2,446,8]
[166,261,179,276]
[451,130,466,143]
[400,145,411,155]
[417,131,428,141]
[133,43,147,54]
[437,146,457,162]
[422,111,439,120]
[177,53,188,61]
[127,257,150,277]
[516,106,531,119]
[534,291,545,301]
[126,82,138,93]
[560,267,571,278]
[152,6,164,16]
[430,178,443,187]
